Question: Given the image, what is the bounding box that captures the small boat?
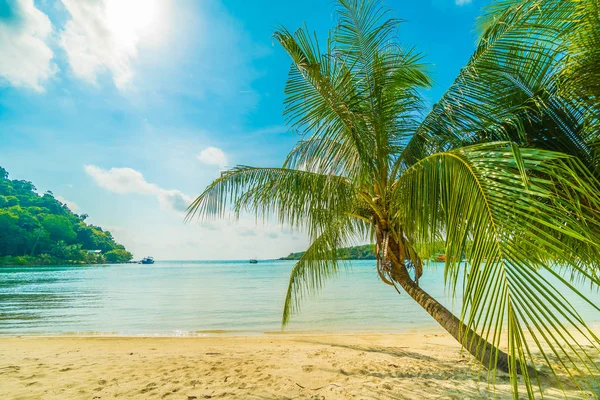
[141,256,155,264]
[249,259,258,264]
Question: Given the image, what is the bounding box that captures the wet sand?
[0,332,594,399]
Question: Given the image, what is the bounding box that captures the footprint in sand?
[140,382,158,394]
[2,365,21,373]
[302,365,314,373]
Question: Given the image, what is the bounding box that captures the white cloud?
[197,146,228,168]
[84,165,154,194]
[84,165,193,213]
[456,0,472,5]
[0,0,56,91]
[55,195,80,212]
[59,0,163,90]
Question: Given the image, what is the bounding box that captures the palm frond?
[403,0,595,170]
[282,216,370,326]
[395,142,600,395]
[333,0,400,70]
[273,26,376,182]
[283,136,359,176]
[559,0,600,173]
[274,8,431,188]
[186,166,358,237]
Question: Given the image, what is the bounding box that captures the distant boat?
[249,259,258,264]
[141,256,155,264]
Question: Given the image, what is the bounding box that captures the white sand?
[0,332,594,399]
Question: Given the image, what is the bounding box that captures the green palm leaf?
[403,0,597,175]
[186,166,357,237]
[395,142,600,395]
[282,216,369,326]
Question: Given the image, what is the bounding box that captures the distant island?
[281,244,377,260]
[280,243,448,261]
[0,166,132,266]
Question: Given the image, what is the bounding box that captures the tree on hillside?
[0,212,26,255]
[104,249,133,263]
[42,215,77,243]
[187,1,600,397]
[0,166,132,264]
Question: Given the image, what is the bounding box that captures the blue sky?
[0,0,489,259]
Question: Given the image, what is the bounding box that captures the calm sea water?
[0,260,599,336]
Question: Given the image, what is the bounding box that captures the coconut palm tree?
[187,0,600,397]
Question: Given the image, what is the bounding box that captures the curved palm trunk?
[389,258,515,373]
[378,233,531,375]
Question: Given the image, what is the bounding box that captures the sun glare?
[105,0,160,46]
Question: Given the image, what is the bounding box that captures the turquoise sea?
[1,260,599,336]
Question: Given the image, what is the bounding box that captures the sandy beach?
[0,331,594,400]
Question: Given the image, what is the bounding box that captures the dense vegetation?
[281,242,447,260]
[187,0,600,398]
[0,166,132,265]
[281,244,376,260]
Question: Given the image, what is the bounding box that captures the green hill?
[280,244,377,260]
[280,242,449,261]
[0,166,132,266]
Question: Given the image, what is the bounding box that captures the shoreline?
[0,331,594,399]
[4,320,600,338]
[0,326,446,338]
[0,262,131,267]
